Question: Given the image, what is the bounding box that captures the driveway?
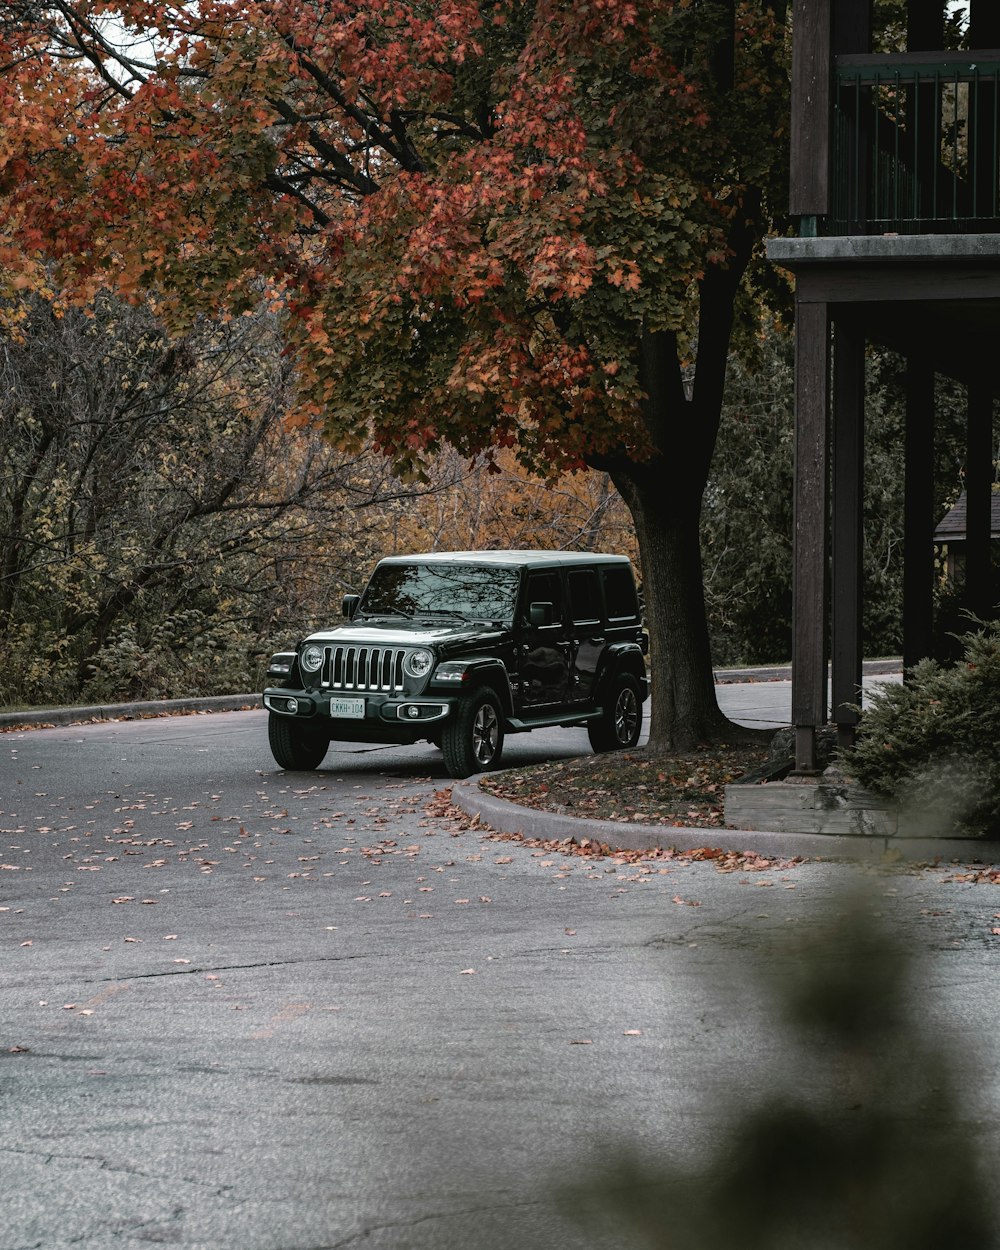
[2,701,999,1249]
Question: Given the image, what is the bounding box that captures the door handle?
[589,636,605,645]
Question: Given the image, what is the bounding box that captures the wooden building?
[767,0,1000,773]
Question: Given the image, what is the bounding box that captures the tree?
[0,0,791,748]
[0,294,442,705]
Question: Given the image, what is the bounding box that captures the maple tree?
[0,0,791,748]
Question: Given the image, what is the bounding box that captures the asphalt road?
[3,706,1000,1249]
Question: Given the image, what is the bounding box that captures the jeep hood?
[304,620,510,649]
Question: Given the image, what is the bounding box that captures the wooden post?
[903,357,935,670]
[790,0,832,218]
[965,373,994,622]
[792,301,831,773]
[833,0,871,53]
[969,2,1000,220]
[970,1,1000,50]
[907,2,946,223]
[831,320,864,747]
[906,0,945,49]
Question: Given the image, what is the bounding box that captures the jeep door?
[566,567,604,702]
[517,569,571,709]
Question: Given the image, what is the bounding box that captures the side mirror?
[342,594,360,619]
[529,601,554,627]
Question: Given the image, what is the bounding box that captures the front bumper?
[262,687,453,726]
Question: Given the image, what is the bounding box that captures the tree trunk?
[591,194,767,751]
[611,456,735,750]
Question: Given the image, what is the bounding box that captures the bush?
[843,620,1000,837]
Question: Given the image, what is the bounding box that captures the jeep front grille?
[320,645,407,692]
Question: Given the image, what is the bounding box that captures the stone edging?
[0,694,259,730]
[450,777,997,865]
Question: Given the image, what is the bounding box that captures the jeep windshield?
[358,562,520,623]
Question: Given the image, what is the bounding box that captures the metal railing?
[830,52,1000,234]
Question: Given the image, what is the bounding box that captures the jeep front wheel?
[442,690,504,778]
[588,673,642,753]
[268,712,330,770]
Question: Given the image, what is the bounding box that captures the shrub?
[843,620,1000,837]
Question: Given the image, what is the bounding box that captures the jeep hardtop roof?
[374,550,633,568]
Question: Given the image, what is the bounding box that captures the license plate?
[329,697,365,720]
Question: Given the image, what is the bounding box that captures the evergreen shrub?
[843,620,1000,837]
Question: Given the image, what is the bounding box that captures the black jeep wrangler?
[262,550,648,778]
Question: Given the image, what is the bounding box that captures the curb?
[450,777,998,865]
[0,694,259,730]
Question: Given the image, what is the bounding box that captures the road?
[3,701,1000,1249]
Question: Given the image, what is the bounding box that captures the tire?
[268,711,330,770]
[441,690,504,778]
[588,672,642,753]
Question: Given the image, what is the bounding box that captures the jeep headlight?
[300,643,324,673]
[403,648,434,679]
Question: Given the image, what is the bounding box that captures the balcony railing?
[830,52,1000,235]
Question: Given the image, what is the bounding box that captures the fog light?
[285,697,299,714]
[407,705,420,719]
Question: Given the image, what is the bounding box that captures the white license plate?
[329,697,365,720]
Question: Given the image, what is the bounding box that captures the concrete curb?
[0,694,259,730]
[450,777,999,865]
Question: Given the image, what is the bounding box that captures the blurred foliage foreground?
[568,889,995,1250]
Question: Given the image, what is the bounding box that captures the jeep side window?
[524,571,564,625]
[568,569,601,624]
[601,566,639,621]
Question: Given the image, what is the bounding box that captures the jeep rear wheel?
[588,673,642,753]
[442,690,504,778]
[268,712,330,770]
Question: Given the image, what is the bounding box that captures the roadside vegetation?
[843,619,1000,838]
[0,293,634,709]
